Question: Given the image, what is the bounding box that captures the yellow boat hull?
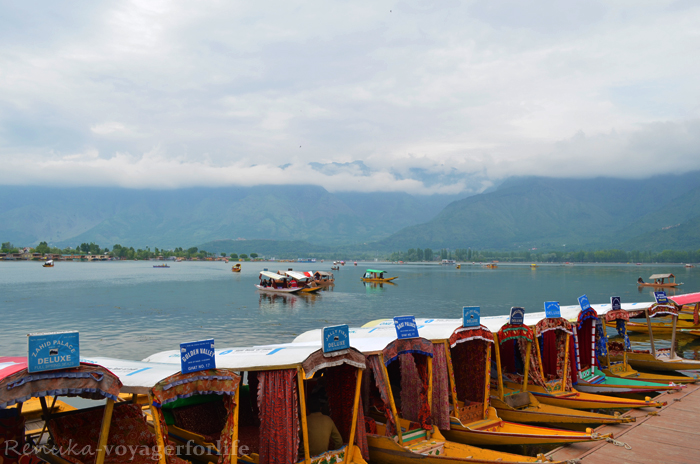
[490,392,633,425]
[442,407,596,446]
[504,381,664,410]
[610,350,700,372]
[367,431,547,463]
[361,277,398,283]
[601,364,698,384]
[300,286,322,293]
[609,319,700,335]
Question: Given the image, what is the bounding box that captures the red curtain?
[577,319,595,371]
[325,364,369,460]
[368,355,396,436]
[431,343,451,430]
[451,339,487,404]
[398,353,431,431]
[257,369,299,464]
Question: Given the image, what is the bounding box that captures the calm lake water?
[2,261,699,361]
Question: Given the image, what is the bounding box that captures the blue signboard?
[578,295,591,311]
[27,331,80,373]
[610,296,621,311]
[462,306,480,328]
[394,316,419,339]
[545,301,561,318]
[180,339,216,374]
[323,325,350,354]
[654,291,669,304]
[510,307,525,325]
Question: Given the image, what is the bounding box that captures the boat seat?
[503,392,531,409]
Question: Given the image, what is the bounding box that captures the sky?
[1,0,699,195]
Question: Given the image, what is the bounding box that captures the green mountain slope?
[381,173,700,251]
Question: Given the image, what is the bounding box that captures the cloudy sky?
[1,0,699,194]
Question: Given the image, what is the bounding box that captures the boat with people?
[290,330,562,462]
[232,263,241,272]
[256,270,303,293]
[294,322,613,445]
[144,339,371,464]
[153,263,170,268]
[285,270,322,293]
[361,269,397,283]
[42,260,54,268]
[637,273,682,288]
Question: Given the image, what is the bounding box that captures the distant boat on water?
[153,264,170,268]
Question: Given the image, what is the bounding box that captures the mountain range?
[2,171,698,253]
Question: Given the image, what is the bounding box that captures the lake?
[2,261,699,361]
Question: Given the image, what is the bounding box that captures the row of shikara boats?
[256,270,335,293]
[2,292,700,464]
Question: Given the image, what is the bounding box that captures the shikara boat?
[608,299,700,372]
[145,342,370,464]
[256,270,303,293]
[492,317,665,410]
[597,308,697,385]
[361,269,398,283]
[637,273,682,288]
[153,263,170,268]
[42,260,54,267]
[85,356,241,464]
[0,356,177,464]
[360,318,639,424]
[232,263,241,272]
[574,306,683,393]
[295,324,605,448]
[285,270,323,293]
[313,270,335,286]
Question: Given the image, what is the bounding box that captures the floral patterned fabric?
[576,313,597,370]
[616,319,631,351]
[48,402,186,464]
[448,326,493,347]
[577,308,599,331]
[382,338,433,366]
[451,338,487,406]
[367,355,396,437]
[430,343,451,430]
[605,309,629,322]
[324,364,369,460]
[257,369,299,464]
[497,324,534,344]
[398,354,431,431]
[647,303,679,317]
[538,329,577,390]
[595,319,609,360]
[0,363,122,409]
[535,317,574,337]
[151,369,240,405]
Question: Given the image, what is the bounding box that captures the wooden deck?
[548,383,700,463]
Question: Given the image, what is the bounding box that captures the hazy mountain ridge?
[0,185,461,249]
[381,172,700,251]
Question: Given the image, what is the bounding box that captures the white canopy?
[259,270,288,281]
[285,271,310,281]
[294,324,462,345]
[80,356,182,395]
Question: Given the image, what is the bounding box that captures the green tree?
[1,242,14,251]
[424,248,434,261]
[35,241,50,254]
[230,253,238,259]
[221,252,227,257]
[250,253,258,259]
[239,254,248,260]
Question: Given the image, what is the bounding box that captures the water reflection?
[258,292,299,310]
[363,282,396,293]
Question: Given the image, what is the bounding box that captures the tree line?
[389,247,700,263]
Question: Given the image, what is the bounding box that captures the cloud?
[0,1,699,193]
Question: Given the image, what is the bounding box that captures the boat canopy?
[671,292,700,306]
[0,357,122,409]
[82,356,241,402]
[285,270,310,281]
[649,273,675,279]
[259,270,288,281]
[144,343,365,378]
[365,269,384,273]
[45,260,53,264]
[314,271,333,277]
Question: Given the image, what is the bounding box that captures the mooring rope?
[591,431,632,450]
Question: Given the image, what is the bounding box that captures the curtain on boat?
[431,343,451,430]
[538,329,577,390]
[452,338,487,404]
[368,355,396,436]
[595,318,609,360]
[616,319,631,351]
[694,302,700,325]
[257,369,299,464]
[398,353,432,431]
[325,364,369,460]
[576,317,596,370]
